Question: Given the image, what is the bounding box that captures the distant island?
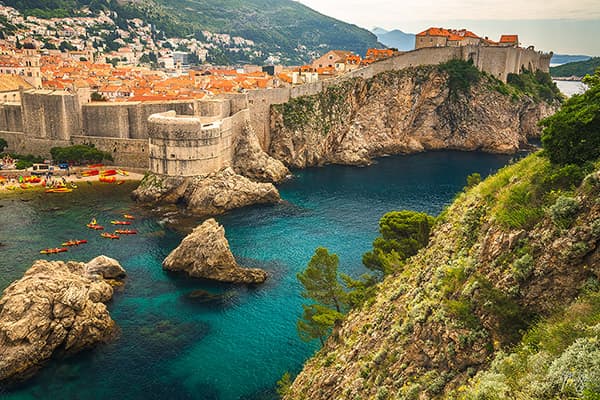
[551,57,600,79]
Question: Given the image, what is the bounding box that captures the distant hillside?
[550,54,591,66]
[3,0,382,64]
[372,27,415,51]
[550,57,600,78]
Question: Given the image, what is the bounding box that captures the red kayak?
[115,229,137,235]
[40,247,68,254]
[82,169,99,177]
[87,223,104,230]
[111,220,131,225]
[62,239,88,246]
[100,232,120,240]
[100,169,117,177]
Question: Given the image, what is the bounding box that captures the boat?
[45,188,73,193]
[62,239,88,246]
[19,183,31,189]
[88,163,104,168]
[87,223,104,230]
[99,176,117,183]
[111,220,131,225]
[100,232,120,240]
[115,229,137,234]
[100,169,117,177]
[24,176,41,183]
[40,247,68,254]
[123,214,135,220]
[116,169,129,176]
[82,169,99,177]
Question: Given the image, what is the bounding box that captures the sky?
[296,0,600,55]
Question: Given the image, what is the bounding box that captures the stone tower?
[22,44,42,89]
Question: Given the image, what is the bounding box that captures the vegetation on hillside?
[5,0,381,64]
[550,57,600,78]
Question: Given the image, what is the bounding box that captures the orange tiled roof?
[416,27,481,41]
[499,35,518,43]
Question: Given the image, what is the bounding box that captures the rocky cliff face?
[285,157,600,399]
[0,256,126,386]
[163,218,268,284]
[270,67,557,168]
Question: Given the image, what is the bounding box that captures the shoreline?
[0,167,145,194]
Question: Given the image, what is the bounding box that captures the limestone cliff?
[163,218,268,284]
[270,66,557,168]
[132,167,280,217]
[285,156,600,399]
[0,256,126,386]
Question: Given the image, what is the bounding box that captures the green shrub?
[15,159,33,170]
[512,253,534,281]
[439,59,481,97]
[50,144,113,164]
[548,195,580,229]
[540,69,600,165]
[495,183,544,229]
[466,172,482,189]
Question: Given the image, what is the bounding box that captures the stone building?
[311,50,354,71]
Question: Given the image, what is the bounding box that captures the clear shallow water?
[0,152,514,400]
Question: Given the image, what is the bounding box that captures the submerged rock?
[0,257,126,386]
[163,218,268,284]
[132,168,280,217]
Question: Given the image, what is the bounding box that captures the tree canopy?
[541,69,600,165]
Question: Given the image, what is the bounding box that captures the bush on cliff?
[363,210,436,274]
[540,69,600,166]
[438,59,481,97]
[50,145,113,165]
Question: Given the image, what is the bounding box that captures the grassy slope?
[286,153,600,399]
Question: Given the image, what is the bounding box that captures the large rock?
[133,168,281,217]
[0,257,126,385]
[163,218,268,284]
[233,123,291,183]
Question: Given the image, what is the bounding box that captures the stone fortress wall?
[0,45,551,171]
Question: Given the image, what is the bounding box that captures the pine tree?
[296,304,343,346]
[297,247,347,312]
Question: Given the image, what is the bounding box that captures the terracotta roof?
[0,74,33,92]
[499,35,518,43]
[416,27,481,41]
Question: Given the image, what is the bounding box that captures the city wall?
[0,45,551,171]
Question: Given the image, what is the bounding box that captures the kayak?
[88,163,104,168]
[99,176,116,183]
[123,214,135,220]
[115,229,137,234]
[24,176,41,183]
[116,169,129,176]
[87,223,104,230]
[62,239,88,246]
[100,232,120,240]
[19,183,31,189]
[40,247,68,254]
[111,220,131,225]
[46,188,73,193]
[100,170,117,176]
[82,169,99,177]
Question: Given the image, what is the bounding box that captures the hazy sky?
[296,0,600,55]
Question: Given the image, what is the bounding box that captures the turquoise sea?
[0,151,514,400]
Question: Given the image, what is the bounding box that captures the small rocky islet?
[0,256,126,387]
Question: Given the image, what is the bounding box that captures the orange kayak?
[62,239,88,246]
[111,220,131,225]
[100,232,120,240]
[100,170,117,177]
[123,214,135,220]
[87,223,104,230]
[40,247,68,254]
[88,163,104,168]
[46,188,73,193]
[99,176,116,183]
[115,229,137,235]
[82,169,99,177]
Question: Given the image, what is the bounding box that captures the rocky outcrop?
[285,160,600,400]
[163,218,268,284]
[132,167,280,217]
[270,67,558,168]
[233,123,290,183]
[0,256,126,385]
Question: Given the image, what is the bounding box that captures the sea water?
[0,151,514,400]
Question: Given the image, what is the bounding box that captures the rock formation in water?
[0,256,126,386]
[132,167,280,217]
[285,159,600,399]
[163,218,268,284]
[269,66,558,168]
[233,123,291,183]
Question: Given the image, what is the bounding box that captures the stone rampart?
[0,103,23,133]
[147,108,245,176]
